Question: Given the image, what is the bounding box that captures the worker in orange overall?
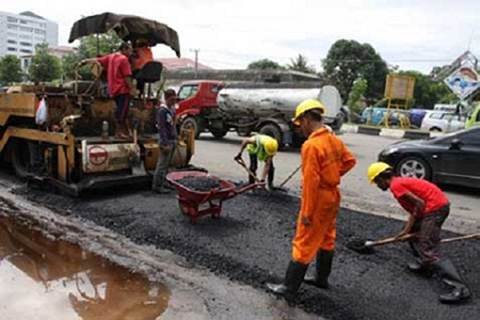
[266,99,356,301]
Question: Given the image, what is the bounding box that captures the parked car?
[420,111,466,132]
[378,127,480,188]
[409,109,427,128]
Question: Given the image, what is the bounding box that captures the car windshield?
[429,127,477,144]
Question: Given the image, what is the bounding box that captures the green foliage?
[0,55,23,85]
[397,70,458,109]
[347,78,368,114]
[28,43,62,83]
[322,39,388,101]
[288,54,316,74]
[247,58,284,70]
[62,31,123,81]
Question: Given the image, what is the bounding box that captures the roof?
[157,58,212,71]
[19,11,46,20]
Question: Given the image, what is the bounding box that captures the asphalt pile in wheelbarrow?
[177,176,221,192]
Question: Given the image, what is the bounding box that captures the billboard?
[384,74,415,100]
[444,65,480,100]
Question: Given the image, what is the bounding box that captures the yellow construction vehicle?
[0,13,194,195]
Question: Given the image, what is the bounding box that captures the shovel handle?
[235,158,259,183]
[278,165,301,189]
[365,233,415,247]
[441,233,480,243]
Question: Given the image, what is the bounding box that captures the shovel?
[277,165,301,189]
[234,158,259,183]
[347,232,480,254]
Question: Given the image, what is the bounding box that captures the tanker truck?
[177,81,344,147]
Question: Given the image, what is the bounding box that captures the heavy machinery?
[177,81,344,147]
[0,13,194,196]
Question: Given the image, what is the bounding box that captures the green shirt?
[247,134,275,161]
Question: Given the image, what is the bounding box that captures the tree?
[397,70,457,109]
[29,43,62,83]
[62,31,123,81]
[288,54,316,74]
[247,58,284,70]
[347,78,368,114]
[0,55,23,85]
[322,39,388,101]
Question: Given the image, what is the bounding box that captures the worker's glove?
[257,180,266,188]
[234,153,242,161]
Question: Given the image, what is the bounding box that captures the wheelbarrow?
[166,171,260,223]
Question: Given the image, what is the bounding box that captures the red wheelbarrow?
[166,171,260,223]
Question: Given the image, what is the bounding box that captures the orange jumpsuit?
[292,128,356,264]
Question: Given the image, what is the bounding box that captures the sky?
[4,0,480,73]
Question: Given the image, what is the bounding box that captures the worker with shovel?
[234,134,278,189]
[367,162,471,304]
[266,99,356,301]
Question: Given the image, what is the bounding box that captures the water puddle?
[0,216,170,320]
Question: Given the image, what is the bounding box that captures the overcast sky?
[5,1,480,73]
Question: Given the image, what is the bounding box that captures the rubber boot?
[304,250,334,289]
[433,259,471,304]
[407,260,432,278]
[266,260,308,302]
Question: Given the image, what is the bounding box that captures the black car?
[378,127,480,188]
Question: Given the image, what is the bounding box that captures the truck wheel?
[180,116,200,138]
[258,124,282,144]
[210,129,228,139]
[11,141,32,179]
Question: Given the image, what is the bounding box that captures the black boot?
[407,260,433,278]
[433,259,471,304]
[266,260,308,302]
[304,250,334,289]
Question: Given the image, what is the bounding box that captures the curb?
[341,124,443,140]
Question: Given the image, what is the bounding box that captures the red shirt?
[97,53,132,97]
[390,177,449,218]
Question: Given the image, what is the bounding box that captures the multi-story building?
[0,10,58,64]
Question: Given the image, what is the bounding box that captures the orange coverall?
[292,127,356,264]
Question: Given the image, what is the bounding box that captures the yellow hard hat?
[367,162,392,183]
[264,137,279,156]
[292,99,326,125]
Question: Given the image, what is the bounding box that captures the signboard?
[444,65,480,100]
[384,74,415,100]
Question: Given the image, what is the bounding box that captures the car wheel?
[396,156,432,180]
[429,127,442,132]
[258,123,282,144]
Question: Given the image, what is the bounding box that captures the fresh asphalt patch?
[13,186,480,320]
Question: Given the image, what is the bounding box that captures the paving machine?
[0,13,194,196]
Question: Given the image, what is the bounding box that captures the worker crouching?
[266,99,356,301]
[235,134,278,189]
[368,162,471,304]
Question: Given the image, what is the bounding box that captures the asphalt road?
[192,132,480,234]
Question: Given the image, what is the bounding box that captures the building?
[20,45,76,72]
[157,58,212,71]
[0,11,58,60]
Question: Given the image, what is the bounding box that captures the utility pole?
[191,49,200,78]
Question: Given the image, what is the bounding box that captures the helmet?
[264,137,279,156]
[292,99,326,125]
[367,162,392,183]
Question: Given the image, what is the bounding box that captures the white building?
[0,11,58,67]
